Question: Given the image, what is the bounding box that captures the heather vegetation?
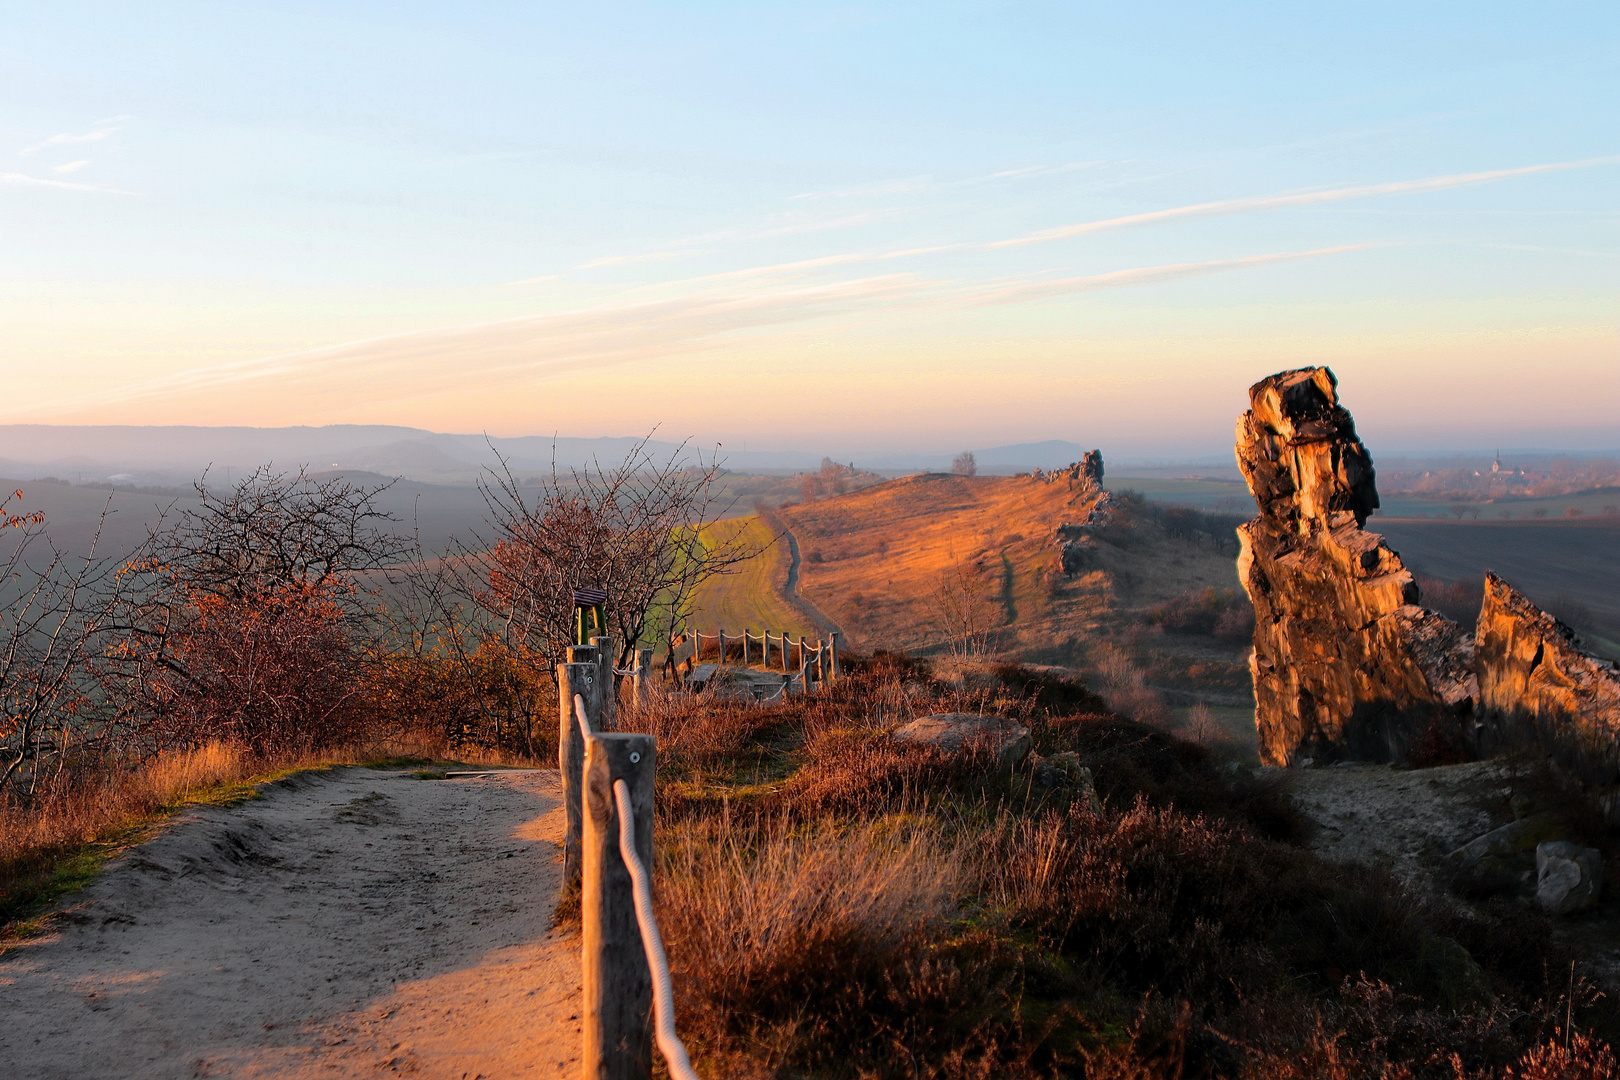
[629,657,1617,1079]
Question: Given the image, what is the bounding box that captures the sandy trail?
[0,766,580,1079]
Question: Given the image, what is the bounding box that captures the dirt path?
[0,766,579,1079]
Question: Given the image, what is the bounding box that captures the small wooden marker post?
[591,635,617,729]
[631,647,653,707]
[828,631,842,682]
[816,638,828,684]
[762,630,773,670]
[717,629,726,664]
[557,660,601,890]
[582,732,656,1080]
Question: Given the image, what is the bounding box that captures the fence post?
[583,732,656,1080]
[632,647,653,708]
[741,629,750,665]
[816,638,828,684]
[829,631,841,682]
[591,635,617,729]
[763,630,773,670]
[800,657,813,695]
[717,629,726,665]
[558,660,600,890]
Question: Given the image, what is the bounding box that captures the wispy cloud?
[978,157,1620,250]
[964,245,1376,306]
[1,171,132,195]
[28,244,1373,420]
[53,159,90,174]
[32,274,933,417]
[20,118,128,157]
[503,274,563,286]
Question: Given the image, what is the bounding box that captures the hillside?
[780,472,1242,663]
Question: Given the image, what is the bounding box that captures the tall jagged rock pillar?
[1236,367,1475,765]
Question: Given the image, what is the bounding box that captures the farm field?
[686,514,819,639]
[1375,514,1620,649]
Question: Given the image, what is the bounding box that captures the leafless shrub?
[102,467,405,753]
[929,554,998,660]
[952,451,977,477]
[0,492,117,799]
[447,437,759,676]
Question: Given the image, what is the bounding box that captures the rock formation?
[1474,571,1620,803]
[1235,367,1475,765]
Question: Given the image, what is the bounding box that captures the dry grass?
[635,657,1617,1079]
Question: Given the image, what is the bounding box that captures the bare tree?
[104,468,406,751]
[952,451,977,477]
[453,437,761,676]
[0,492,115,798]
[928,553,997,659]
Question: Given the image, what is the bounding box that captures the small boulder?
[1535,841,1603,915]
[894,713,1031,772]
[1028,751,1103,812]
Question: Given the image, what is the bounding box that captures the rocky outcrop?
[1236,367,1476,765]
[1474,571,1620,803]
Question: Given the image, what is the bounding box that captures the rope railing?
[614,778,701,1080]
[572,688,702,1079]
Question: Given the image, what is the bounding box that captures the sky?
[3,2,1618,458]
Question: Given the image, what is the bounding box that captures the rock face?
[894,713,1032,772]
[1236,367,1476,765]
[1475,572,1620,802]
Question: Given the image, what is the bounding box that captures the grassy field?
[687,514,819,638]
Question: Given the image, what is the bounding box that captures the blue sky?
[3,2,1617,456]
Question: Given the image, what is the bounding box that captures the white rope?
[613,778,701,1080]
[573,693,595,739]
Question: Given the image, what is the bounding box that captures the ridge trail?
[0,767,579,1079]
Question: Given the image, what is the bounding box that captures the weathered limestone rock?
[894,713,1032,772]
[1535,840,1603,915]
[1236,367,1475,765]
[1475,572,1620,801]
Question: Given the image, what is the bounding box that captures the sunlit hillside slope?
[780,472,1239,663]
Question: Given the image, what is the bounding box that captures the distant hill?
[0,424,1116,484]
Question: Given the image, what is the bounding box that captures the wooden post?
[817,638,828,684]
[557,660,600,890]
[582,732,656,1080]
[632,647,653,707]
[799,657,813,696]
[763,630,773,670]
[591,635,617,729]
[829,631,841,682]
[717,629,727,665]
[741,629,750,666]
